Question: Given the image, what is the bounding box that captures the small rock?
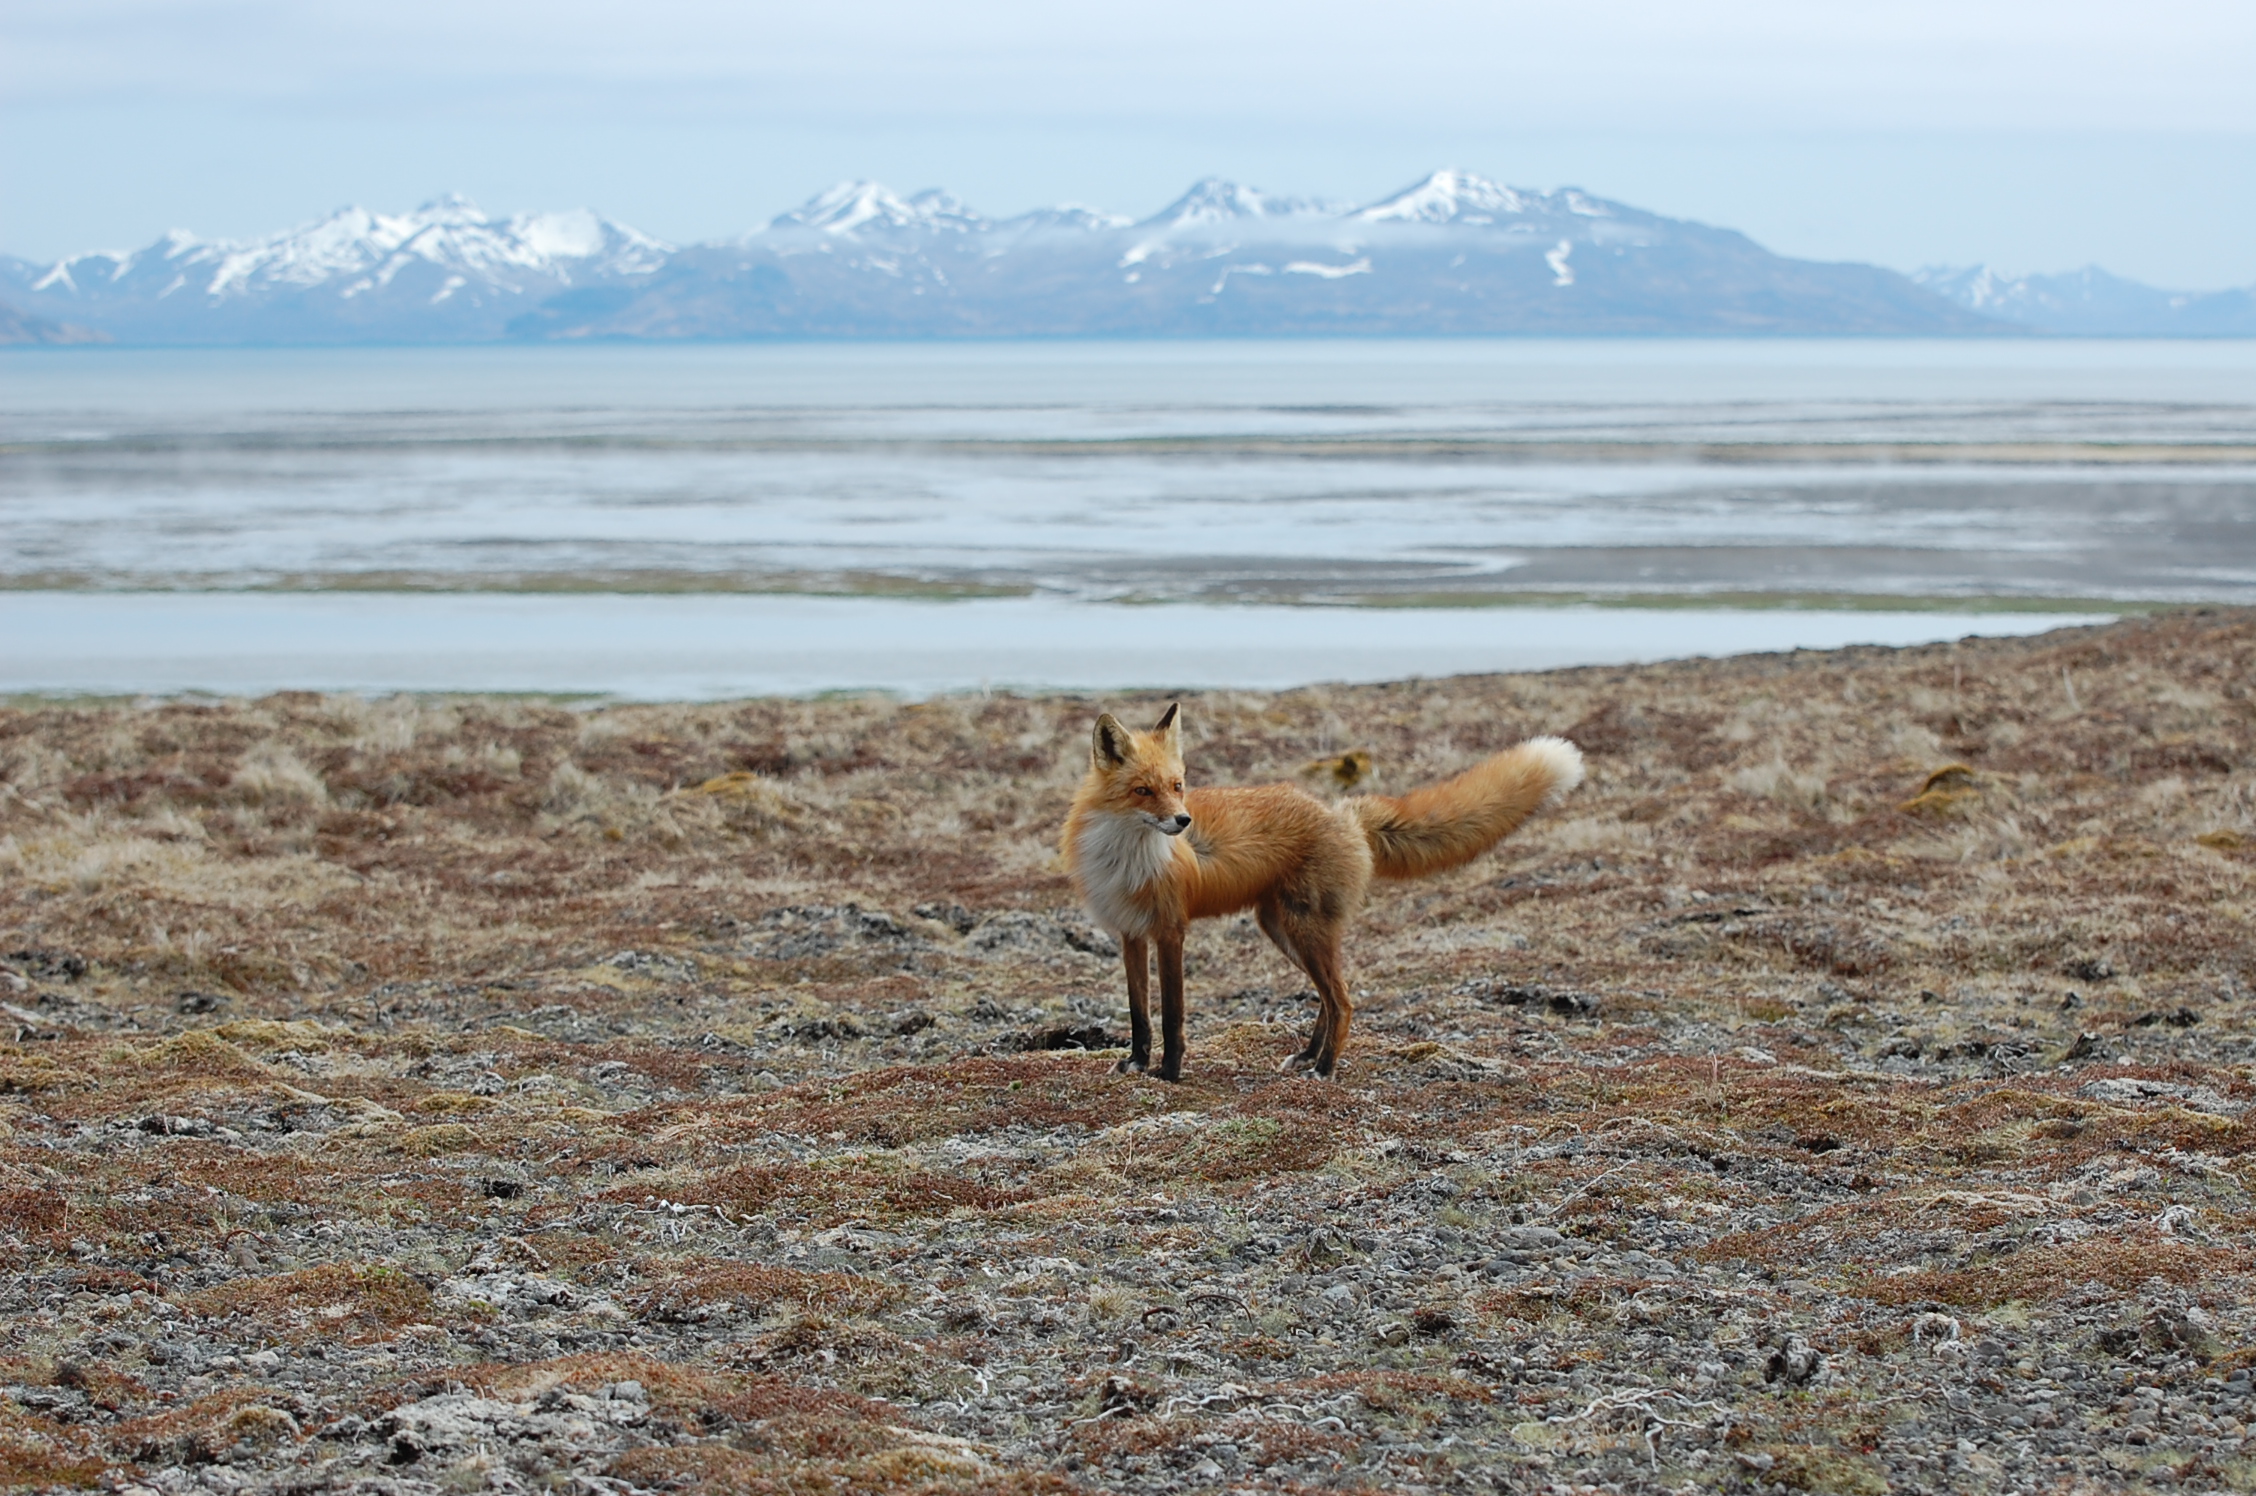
[1912,1312,1961,1346]
[1764,1335,1822,1384]
[1001,1023,1123,1053]
[912,901,977,934]
[1098,1375,1150,1413]
[6,948,87,982]
[937,1301,987,1332]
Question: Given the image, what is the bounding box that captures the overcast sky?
[7,0,2255,285]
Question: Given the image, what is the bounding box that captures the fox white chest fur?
[1072,811,1183,937]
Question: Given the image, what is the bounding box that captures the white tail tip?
[1521,735,1585,806]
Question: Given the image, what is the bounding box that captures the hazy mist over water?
[14,338,2256,423]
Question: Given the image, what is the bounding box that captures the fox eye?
[1133,786,1153,796]
[1172,781,1183,792]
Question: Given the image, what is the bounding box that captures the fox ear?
[1092,713,1131,767]
[1153,702,1180,736]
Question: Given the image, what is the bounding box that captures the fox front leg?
[1155,927,1187,1082]
[1116,934,1151,1074]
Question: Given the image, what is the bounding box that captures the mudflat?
[2,608,2252,1493]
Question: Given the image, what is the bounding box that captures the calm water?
[1,340,2248,692]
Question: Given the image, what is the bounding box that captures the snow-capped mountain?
[1914,264,2256,337]
[553,168,1992,340]
[4,196,669,344]
[1355,168,1537,225]
[762,182,986,241]
[1140,177,1344,232]
[5,170,2011,343]
[752,181,1133,246]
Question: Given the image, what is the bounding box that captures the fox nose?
[1170,814,1192,832]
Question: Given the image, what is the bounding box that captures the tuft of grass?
[644,1160,1032,1226]
[189,1263,440,1342]
[1751,1444,1891,1496]
[1856,1237,2246,1309]
[0,1437,106,1491]
[123,1031,273,1078]
[631,1260,903,1319]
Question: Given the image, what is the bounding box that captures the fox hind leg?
[1304,934,1353,1078]
[1257,897,1324,1072]
[1261,896,1351,1077]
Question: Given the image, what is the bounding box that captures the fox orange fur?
[1062,703,1584,1080]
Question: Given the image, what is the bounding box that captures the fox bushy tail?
[1347,736,1584,880]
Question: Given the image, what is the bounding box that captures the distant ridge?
[0,299,106,345]
[0,169,2092,344]
[1915,264,2256,337]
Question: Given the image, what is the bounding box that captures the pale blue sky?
[7,0,2255,287]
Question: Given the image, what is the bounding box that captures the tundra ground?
[3,610,2255,1495]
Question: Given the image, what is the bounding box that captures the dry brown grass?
[188,1263,446,1341]
[3,610,2256,1492]
[0,1437,105,1493]
[1857,1237,2249,1309]
[631,1259,906,1318]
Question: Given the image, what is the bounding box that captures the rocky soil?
[2,609,2255,1494]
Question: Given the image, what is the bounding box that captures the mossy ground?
[2,610,2254,1492]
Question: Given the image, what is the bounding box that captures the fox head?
[1089,703,1191,835]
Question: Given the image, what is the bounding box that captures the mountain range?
[2,170,2246,344]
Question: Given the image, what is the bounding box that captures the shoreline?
[0,573,2173,611]
[0,590,2125,701]
[9,435,2256,464]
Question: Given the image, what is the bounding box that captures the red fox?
[1062,704,1583,1080]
